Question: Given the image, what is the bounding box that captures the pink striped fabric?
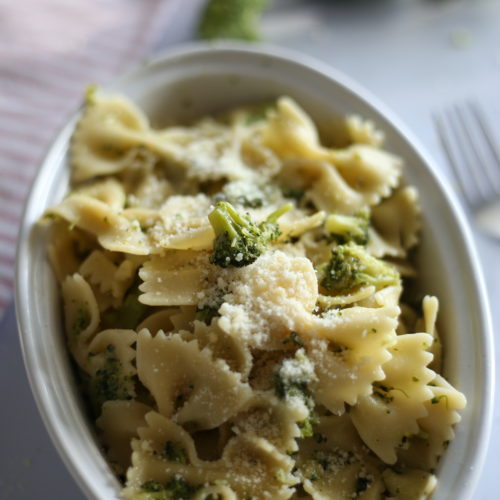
[0,0,186,318]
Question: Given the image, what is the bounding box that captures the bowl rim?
[15,41,494,500]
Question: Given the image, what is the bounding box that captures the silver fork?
[434,101,500,239]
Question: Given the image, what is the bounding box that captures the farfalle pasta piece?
[169,305,197,331]
[138,251,211,306]
[136,308,178,334]
[282,159,368,215]
[263,98,401,214]
[85,329,137,415]
[356,284,403,309]
[192,485,237,500]
[277,210,325,241]
[124,411,296,500]
[304,305,399,414]
[350,333,435,464]
[420,375,466,462]
[346,114,385,148]
[47,194,152,254]
[75,178,127,210]
[71,95,176,182]
[192,319,252,377]
[97,400,151,474]
[382,468,437,500]
[79,250,137,301]
[262,97,327,161]
[295,414,385,499]
[136,331,252,429]
[88,328,137,377]
[368,186,421,258]
[328,145,401,207]
[398,374,466,471]
[158,115,280,183]
[125,169,174,210]
[61,273,100,368]
[149,194,214,250]
[316,286,377,308]
[46,221,94,283]
[231,391,307,454]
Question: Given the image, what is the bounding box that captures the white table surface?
[1,0,499,498]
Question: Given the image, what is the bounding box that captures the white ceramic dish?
[16,43,493,500]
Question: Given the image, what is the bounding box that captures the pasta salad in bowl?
[16,44,493,500]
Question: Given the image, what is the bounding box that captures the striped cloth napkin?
[0,0,201,319]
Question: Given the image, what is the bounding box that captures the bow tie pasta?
[42,91,466,499]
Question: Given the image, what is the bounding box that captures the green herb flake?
[195,306,220,325]
[139,477,200,499]
[431,395,449,408]
[88,345,133,415]
[164,441,188,464]
[72,306,90,337]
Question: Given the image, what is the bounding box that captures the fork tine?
[453,103,500,202]
[447,104,493,205]
[433,112,482,207]
[466,101,500,196]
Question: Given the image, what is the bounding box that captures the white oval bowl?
[16,43,493,500]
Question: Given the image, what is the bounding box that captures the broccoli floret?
[88,345,133,415]
[274,349,318,438]
[138,478,200,500]
[198,0,268,41]
[195,306,220,325]
[164,441,188,464]
[208,201,291,268]
[72,306,90,337]
[102,281,149,329]
[320,243,400,293]
[324,209,370,245]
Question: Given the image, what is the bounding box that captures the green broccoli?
[88,345,134,415]
[195,306,220,325]
[208,201,292,268]
[274,349,318,438]
[324,209,370,245]
[102,281,149,329]
[320,243,400,293]
[138,478,200,500]
[71,306,90,337]
[198,0,268,41]
[163,441,188,464]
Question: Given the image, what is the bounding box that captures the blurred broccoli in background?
[198,0,269,41]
